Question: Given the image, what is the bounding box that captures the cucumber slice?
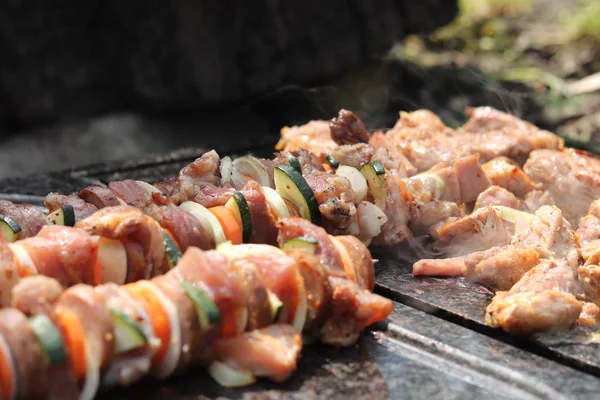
[231,156,270,189]
[274,165,321,225]
[360,162,387,210]
[220,156,233,185]
[208,361,256,388]
[336,166,368,202]
[288,155,302,173]
[325,155,340,169]
[180,201,227,245]
[110,308,148,353]
[267,290,284,322]
[180,281,222,329]
[224,192,252,243]
[162,229,182,268]
[281,236,318,252]
[262,186,291,219]
[0,214,22,242]
[46,205,76,227]
[29,314,67,365]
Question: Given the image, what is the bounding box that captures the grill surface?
[2,144,600,399]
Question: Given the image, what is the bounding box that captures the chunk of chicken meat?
[486,259,582,335]
[481,157,538,197]
[474,186,524,211]
[386,107,563,172]
[524,148,600,226]
[432,206,516,257]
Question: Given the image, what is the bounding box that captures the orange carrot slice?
[56,308,87,380]
[123,283,170,365]
[209,206,243,245]
[0,337,14,400]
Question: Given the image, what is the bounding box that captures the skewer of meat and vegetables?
[1,105,600,399]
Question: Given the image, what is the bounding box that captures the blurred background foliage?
[395,0,599,150]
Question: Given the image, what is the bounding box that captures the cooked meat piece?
[44,193,98,222]
[474,186,524,211]
[168,248,248,362]
[18,225,98,287]
[460,107,563,164]
[154,177,178,197]
[576,199,600,247]
[212,324,302,383]
[231,259,272,331]
[486,290,582,335]
[511,205,581,272]
[413,256,466,277]
[580,240,600,266]
[95,284,158,387]
[481,157,538,197]
[329,143,374,170]
[463,246,540,290]
[169,150,234,207]
[485,258,582,335]
[152,274,202,373]
[413,245,540,289]
[406,176,461,236]
[76,206,168,281]
[374,172,412,245]
[433,206,515,257]
[523,189,555,213]
[0,308,50,399]
[11,275,64,316]
[369,131,417,177]
[577,302,600,327]
[277,218,346,279]
[387,110,458,172]
[0,200,48,238]
[387,107,563,172]
[304,174,359,236]
[56,284,116,369]
[240,180,279,246]
[330,109,370,145]
[284,249,331,333]
[578,264,600,305]
[454,154,491,203]
[335,235,375,291]
[0,240,20,306]
[274,149,325,175]
[276,120,338,156]
[79,185,124,209]
[524,148,600,225]
[145,203,214,251]
[108,180,162,208]
[236,252,304,326]
[321,277,393,346]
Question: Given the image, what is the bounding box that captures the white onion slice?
[79,342,100,400]
[208,361,256,388]
[96,238,127,285]
[336,166,368,202]
[216,243,286,260]
[292,279,307,331]
[220,156,234,185]
[262,186,291,219]
[231,156,270,189]
[234,307,249,334]
[180,201,227,245]
[356,201,388,242]
[136,181,164,196]
[139,281,181,379]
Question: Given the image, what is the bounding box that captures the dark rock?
[0,0,457,127]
